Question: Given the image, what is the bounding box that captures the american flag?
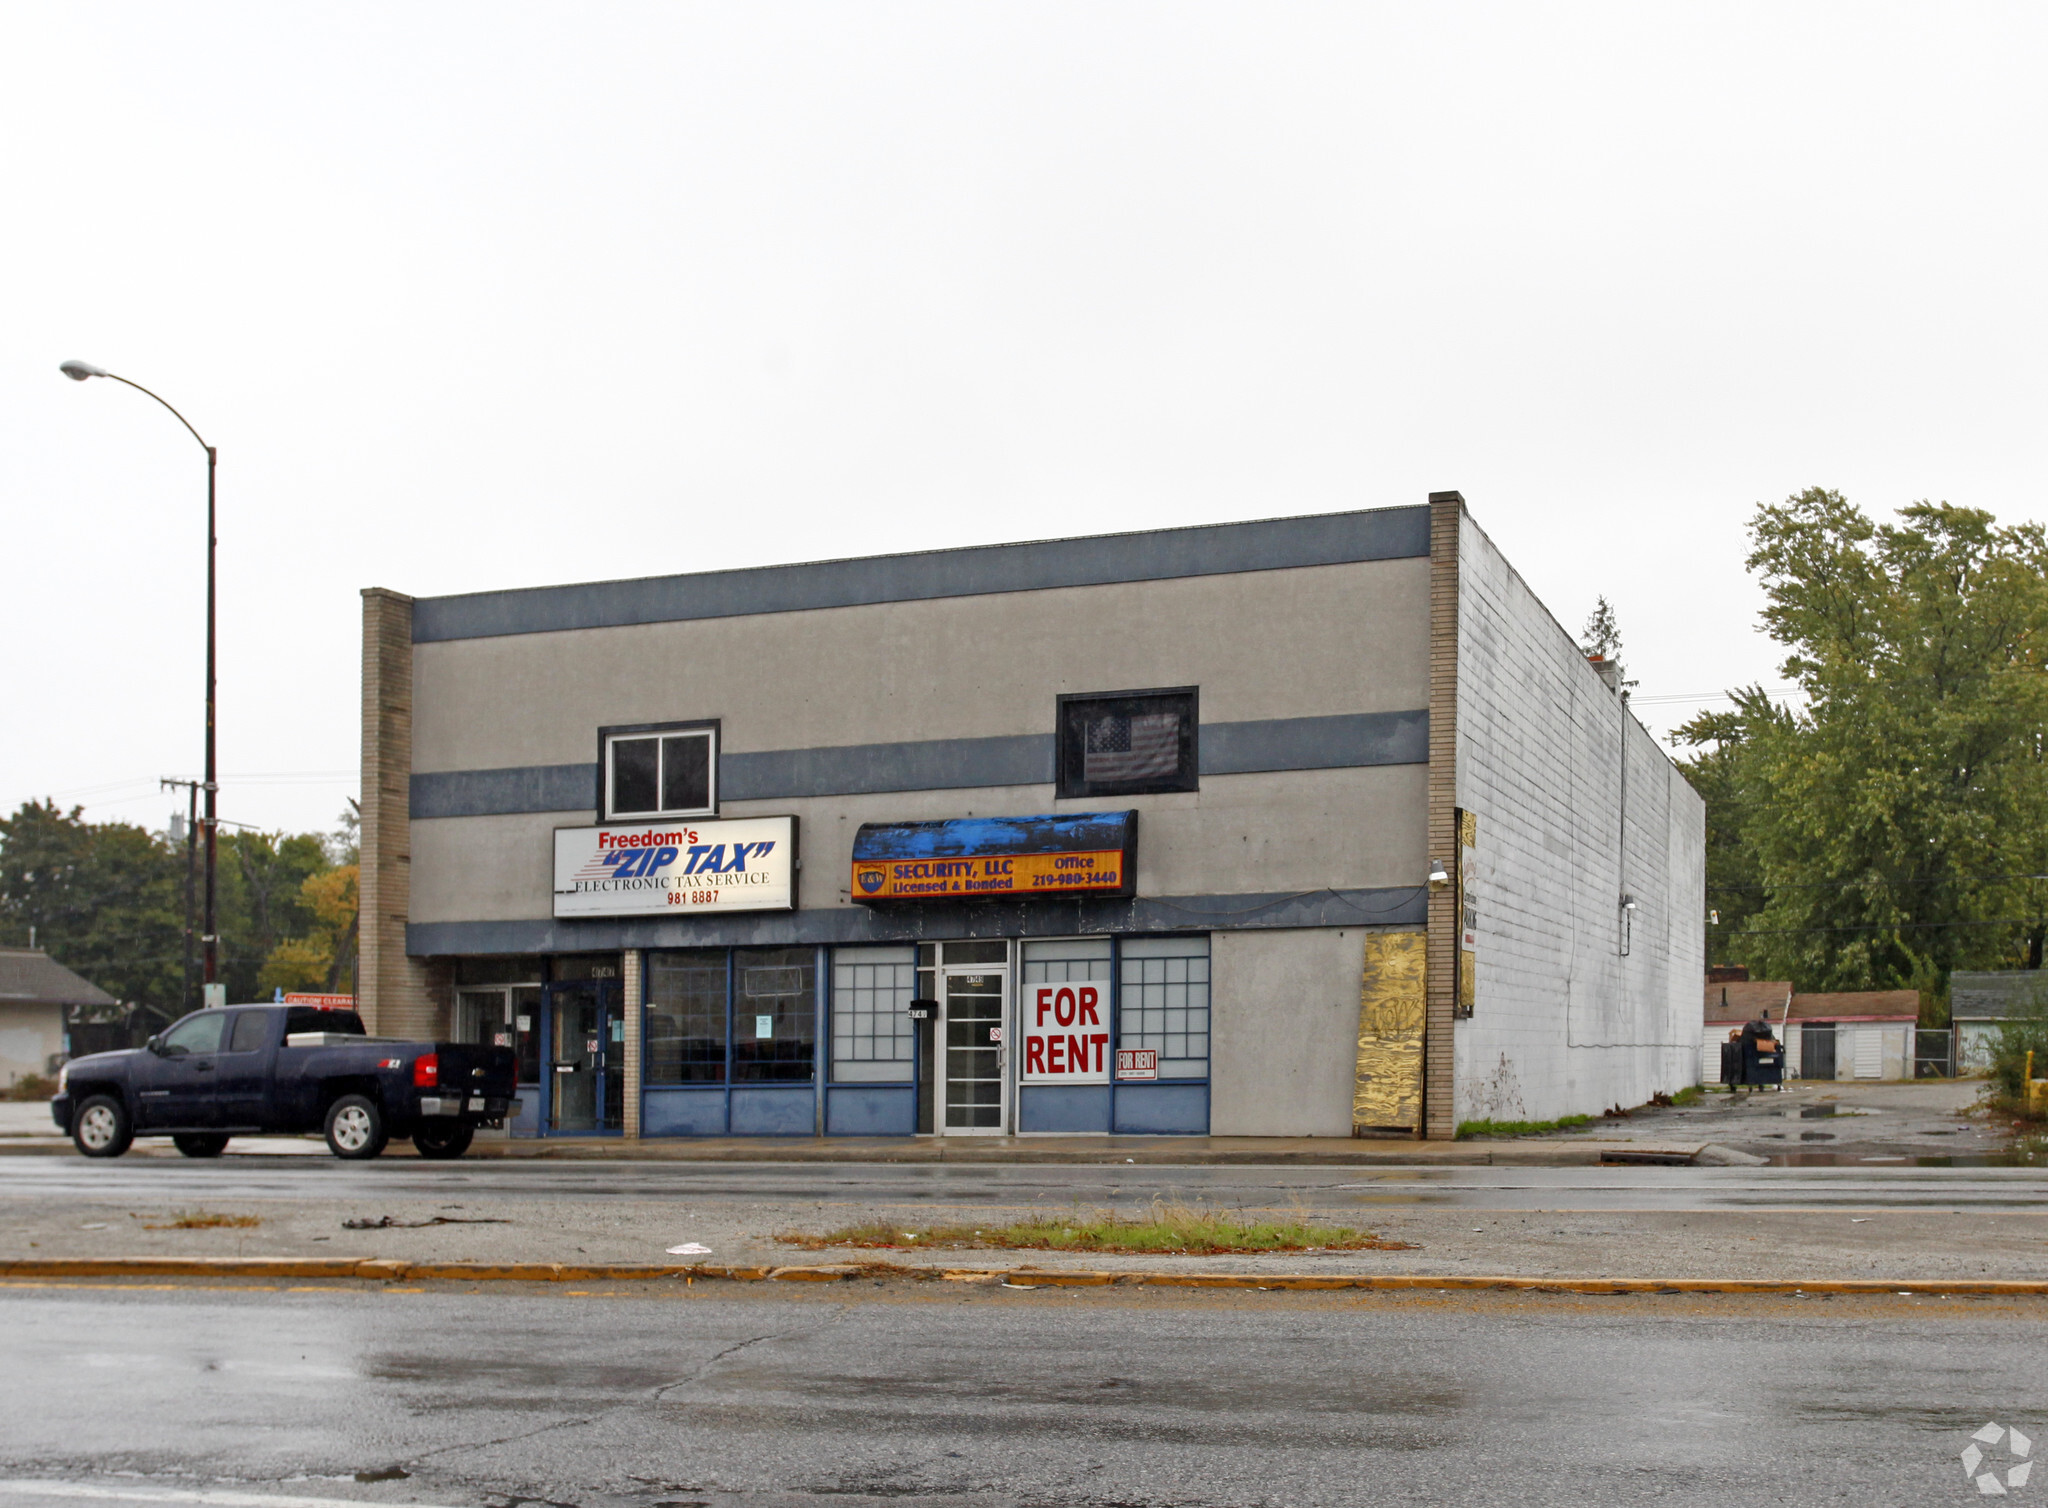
[1084,711,1180,781]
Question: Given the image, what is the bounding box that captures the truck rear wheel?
[324,1094,388,1160]
[72,1095,133,1159]
[173,1133,230,1158]
[412,1121,474,1160]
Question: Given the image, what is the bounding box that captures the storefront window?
[1021,937,1112,986]
[1056,688,1198,798]
[646,949,729,1084]
[1119,936,1209,1079]
[735,946,816,1082]
[453,984,542,1081]
[831,946,916,1083]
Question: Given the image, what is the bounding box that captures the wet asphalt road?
[3,1155,2044,1212]
[2,1279,2042,1508]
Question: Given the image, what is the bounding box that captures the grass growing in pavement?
[782,1199,1414,1255]
[143,1211,261,1230]
[1454,1114,1594,1140]
[1671,1086,1704,1107]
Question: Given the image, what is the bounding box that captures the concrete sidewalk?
[0,1078,2006,1167]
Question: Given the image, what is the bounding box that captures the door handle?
[194,1062,215,1072]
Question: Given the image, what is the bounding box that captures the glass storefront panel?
[646,949,729,1084]
[735,946,816,1083]
[1118,936,1210,1080]
[831,946,915,1083]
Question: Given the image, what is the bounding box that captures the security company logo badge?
[553,815,797,918]
[1961,1421,2032,1495]
[855,865,887,895]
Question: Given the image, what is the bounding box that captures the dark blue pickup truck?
[51,1002,518,1161]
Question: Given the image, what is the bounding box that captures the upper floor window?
[603,722,717,820]
[1056,688,1198,799]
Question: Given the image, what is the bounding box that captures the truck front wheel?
[412,1121,475,1160]
[324,1094,388,1160]
[72,1095,133,1159]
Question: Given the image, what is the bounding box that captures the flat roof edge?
[410,504,1429,643]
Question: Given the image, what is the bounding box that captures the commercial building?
[359,491,1704,1141]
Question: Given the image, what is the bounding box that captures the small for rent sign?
[1021,980,1111,1084]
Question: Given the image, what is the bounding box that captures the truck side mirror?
[145,1035,163,1055]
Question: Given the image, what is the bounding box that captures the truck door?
[214,1009,276,1129]
[135,1011,225,1129]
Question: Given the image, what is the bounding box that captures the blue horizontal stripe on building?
[408,709,1428,819]
[408,885,1427,956]
[411,506,1429,642]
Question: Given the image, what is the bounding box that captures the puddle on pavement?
[354,1466,410,1483]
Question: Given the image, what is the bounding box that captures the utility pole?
[162,778,201,1012]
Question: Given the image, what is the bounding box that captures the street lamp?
[60,360,221,1001]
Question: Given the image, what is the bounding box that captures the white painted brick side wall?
[1452,515,1706,1123]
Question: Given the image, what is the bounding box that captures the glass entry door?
[941,968,1007,1133]
[545,981,623,1134]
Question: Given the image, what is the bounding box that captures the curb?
[2,1256,2044,1297]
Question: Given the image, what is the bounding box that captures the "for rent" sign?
[1021,981,1111,1084]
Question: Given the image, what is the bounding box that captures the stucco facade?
[362,496,1703,1141]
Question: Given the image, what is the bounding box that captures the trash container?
[1743,1037,1784,1090]
[1719,1038,1744,1088]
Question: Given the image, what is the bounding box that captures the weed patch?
[1455,1114,1593,1139]
[782,1199,1413,1256]
[144,1211,260,1230]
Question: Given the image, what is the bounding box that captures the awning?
[850,811,1137,904]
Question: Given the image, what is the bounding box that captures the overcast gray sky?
[5,2,2043,839]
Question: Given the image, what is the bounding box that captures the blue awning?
[851,810,1136,861]
[849,811,1138,904]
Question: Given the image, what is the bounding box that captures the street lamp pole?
[61,361,221,989]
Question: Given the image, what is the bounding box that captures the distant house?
[1702,979,1917,1082]
[1950,971,2048,1072]
[0,947,117,1088]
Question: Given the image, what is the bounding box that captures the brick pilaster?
[359,588,441,1040]
[1423,492,1463,1139]
[621,949,643,1138]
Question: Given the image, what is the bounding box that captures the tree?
[0,801,185,1023]
[0,801,365,1024]
[1580,595,1638,698]
[1676,489,2048,996]
[1582,595,1624,660]
[260,864,358,995]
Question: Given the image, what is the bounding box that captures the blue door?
[544,981,622,1134]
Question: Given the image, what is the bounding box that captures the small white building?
[0,947,116,1088]
[1952,971,2048,1073]
[1702,980,1917,1082]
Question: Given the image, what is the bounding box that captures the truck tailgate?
[432,1042,519,1103]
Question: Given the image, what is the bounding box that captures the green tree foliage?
[0,802,184,1022]
[0,801,361,1024]
[1677,489,2048,995]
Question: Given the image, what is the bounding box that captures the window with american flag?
[1057,688,1198,798]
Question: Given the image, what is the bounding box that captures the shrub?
[5,1073,57,1102]
[1988,984,2048,1115]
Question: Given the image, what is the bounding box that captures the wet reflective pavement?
[2,1156,2044,1212]
[2,1279,2042,1508]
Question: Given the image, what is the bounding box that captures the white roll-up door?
[1854,1028,1883,1078]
